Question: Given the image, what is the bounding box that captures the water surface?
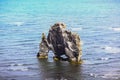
[0,0,120,80]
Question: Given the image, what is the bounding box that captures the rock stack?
[37,22,82,63]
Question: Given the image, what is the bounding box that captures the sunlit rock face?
[37,22,82,63]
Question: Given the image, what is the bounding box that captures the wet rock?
[37,22,82,63]
[37,33,49,58]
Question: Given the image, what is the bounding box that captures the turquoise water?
[0,0,120,80]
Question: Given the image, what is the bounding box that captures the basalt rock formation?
[37,22,82,63]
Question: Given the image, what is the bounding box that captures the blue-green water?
[0,0,120,80]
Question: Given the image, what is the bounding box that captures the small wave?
[8,63,28,71]
[103,46,120,53]
[71,27,82,31]
[109,27,120,32]
[10,63,23,66]
[9,22,24,26]
[84,60,93,65]
[101,72,119,79]
[98,57,109,60]
[89,73,97,77]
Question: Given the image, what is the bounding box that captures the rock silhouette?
[37,23,82,63]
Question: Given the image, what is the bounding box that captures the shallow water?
[0,0,120,80]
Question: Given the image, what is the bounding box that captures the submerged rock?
[37,22,82,63]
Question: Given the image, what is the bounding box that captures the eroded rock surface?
[37,22,82,63]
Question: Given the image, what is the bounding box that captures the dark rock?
[37,22,82,63]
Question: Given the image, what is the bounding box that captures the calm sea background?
[0,0,120,80]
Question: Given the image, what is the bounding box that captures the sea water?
[0,0,120,80]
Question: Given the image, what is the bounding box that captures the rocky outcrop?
[37,22,82,63]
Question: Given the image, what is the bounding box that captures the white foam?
[10,63,15,66]
[104,46,120,53]
[80,41,84,45]
[17,63,23,66]
[8,63,28,71]
[100,57,109,60]
[101,72,119,79]
[109,27,120,32]
[9,22,24,26]
[10,67,28,71]
[89,73,97,77]
[10,63,23,66]
[71,27,82,31]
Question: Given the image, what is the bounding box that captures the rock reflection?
[37,59,83,80]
